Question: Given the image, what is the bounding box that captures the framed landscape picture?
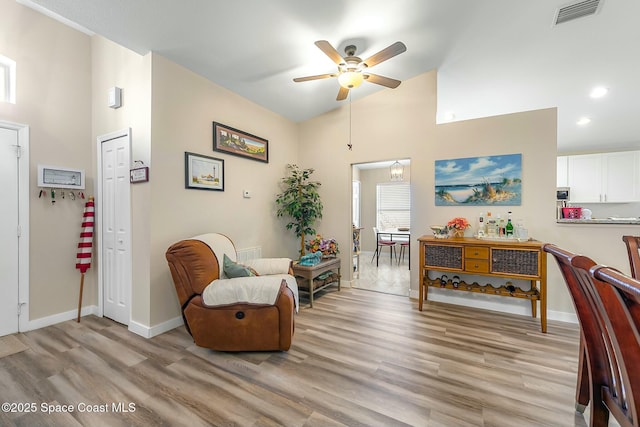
[435,153,522,206]
[185,152,224,191]
[213,121,268,163]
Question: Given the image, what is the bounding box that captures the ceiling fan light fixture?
[338,71,364,89]
[294,40,406,96]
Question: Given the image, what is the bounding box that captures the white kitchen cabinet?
[567,151,640,203]
[603,151,640,202]
[567,154,602,202]
[557,156,568,187]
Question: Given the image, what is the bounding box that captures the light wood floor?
[0,288,591,427]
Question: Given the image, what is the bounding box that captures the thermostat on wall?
[108,86,122,109]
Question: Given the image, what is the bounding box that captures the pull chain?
[347,93,353,150]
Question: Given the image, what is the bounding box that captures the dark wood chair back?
[543,244,608,425]
[622,235,640,279]
[546,242,640,427]
[591,265,640,427]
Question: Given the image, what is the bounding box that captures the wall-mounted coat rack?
[37,164,85,189]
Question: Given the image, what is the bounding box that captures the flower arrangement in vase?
[306,234,339,258]
[447,217,470,238]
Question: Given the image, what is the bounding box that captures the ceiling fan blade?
[293,73,336,83]
[315,40,345,65]
[364,73,402,89]
[362,41,407,68]
[336,86,349,101]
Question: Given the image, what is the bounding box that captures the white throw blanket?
[243,258,291,275]
[190,233,299,311]
[202,274,299,312]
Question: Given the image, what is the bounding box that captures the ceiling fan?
[293,40,407,101]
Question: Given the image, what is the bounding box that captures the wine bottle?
[506,211,514,237]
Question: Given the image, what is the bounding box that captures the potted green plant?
[275,164,323,257]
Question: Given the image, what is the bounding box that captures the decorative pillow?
[223,254,258,278]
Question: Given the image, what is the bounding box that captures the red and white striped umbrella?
[75,197,95,273]
[76,197,94,322]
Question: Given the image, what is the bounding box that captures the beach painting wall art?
[435,154,522,206]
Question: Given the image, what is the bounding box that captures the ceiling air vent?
[554,0,603,25]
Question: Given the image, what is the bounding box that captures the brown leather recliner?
[165,233,296,351]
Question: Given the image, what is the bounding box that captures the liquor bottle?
[506,211,514,237]
[478,212,485,235]
[497,214,504,237]
[486,212,496,236]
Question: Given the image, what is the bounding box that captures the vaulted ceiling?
[21,0,640,153]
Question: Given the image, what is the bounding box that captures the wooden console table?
[418,236,548,333]
[292,257,341,308]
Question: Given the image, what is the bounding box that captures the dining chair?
[590,265,640,427]
[546,242,640,427]
[544,244,600,422]
[371,227,396,266]
[622,235,640,279]
[397,240,410,267]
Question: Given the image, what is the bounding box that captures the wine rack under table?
[418,236,548,333]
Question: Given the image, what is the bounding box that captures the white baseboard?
[24,304,100,332]
[547,309,578,324]
[410,288,578,324]
[23,306,184,339]
[128,316,184,339]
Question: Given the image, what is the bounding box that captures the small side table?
[292,257,341,308]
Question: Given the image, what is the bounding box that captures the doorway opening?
[351,159,411,297]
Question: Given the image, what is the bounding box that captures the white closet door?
[101,131,131,325]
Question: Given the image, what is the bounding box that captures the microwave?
[557,187,570,201]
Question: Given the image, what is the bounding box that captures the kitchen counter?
[557,218,640,225]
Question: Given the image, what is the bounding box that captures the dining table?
[376,228,410,268]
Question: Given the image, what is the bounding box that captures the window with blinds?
[0,55,16,104]
[352,180,361,227]
[376,182,411,229]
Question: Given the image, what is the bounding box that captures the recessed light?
[577,117,591,125]
[590,86,608,98]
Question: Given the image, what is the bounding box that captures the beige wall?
[0,0,93,320]
[432,109,565,315]
[6,0,638,329]
[299,71,436,288]
[298,71,580,319]
[91,35,153,325]
[147,54,300,325]
[90,41,301,327]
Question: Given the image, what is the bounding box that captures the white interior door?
[100,130,131,325]
[0,127,19,336]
